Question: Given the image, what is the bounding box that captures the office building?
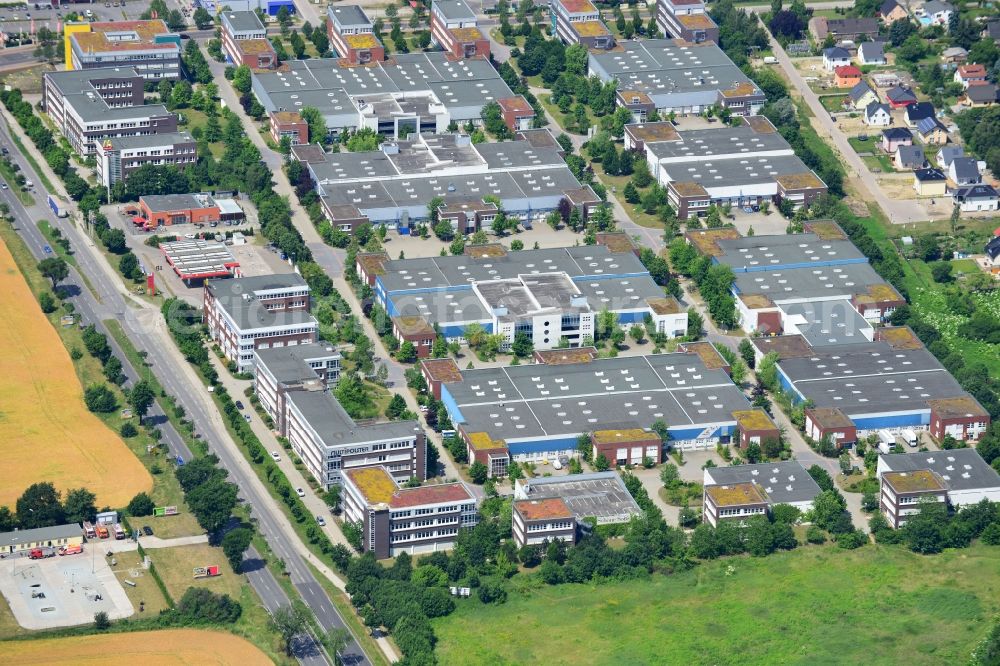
[626,117,828,218]
[254,342,342,435]
[327,5,385,65]
[65,20,182,80]
[94,131,197,188]
[512,497,577,548]
[514,472,643,526]
[342,467,478,558]
[203,273,319,372]
[221,11,277,69]
[431,0,489,59]
[42,68,177,156]
[702,461,821,526]
[551,0,614,50]
[656,0,719,44]
[590,40,766,120]
[269,110,309,146]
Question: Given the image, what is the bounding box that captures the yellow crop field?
[3,628,272,665]
[0,238,151,507]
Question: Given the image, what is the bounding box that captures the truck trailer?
[47,195,68,218]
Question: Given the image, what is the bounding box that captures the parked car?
[316,515,326,527]
[271,451,281,462]
[142,525,153,536]
[235,400,245,410]
[1,183,7,190]
[296,487,305,498]
[243,413,251,423]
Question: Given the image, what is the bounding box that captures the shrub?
[127,492,154,517]
[805,525,827,544]
[173,587,242,624]
[119,422,138,438]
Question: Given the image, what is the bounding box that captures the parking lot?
[0,547,134,630]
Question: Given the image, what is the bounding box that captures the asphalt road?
[0,118,358,665]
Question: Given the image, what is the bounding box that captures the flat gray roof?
[434,0,477,21]
[67,94,170,123]
[109,131,192,150]
[254,342,341,384]
[732,261,891,303]
[45,67,141,95]
[516,472,642,524]
[780,300,873,347]
[160,239,236,278]
[705,461,821,505]
[141,192,214,211]
[223,10,265,33]
[777,341,972,415]
[447,352,750,441]
[660,154,820,192]
[286,390,422,448]
[0,523,82,548]
[328,4,372,27]
[646,122,792,161]
[207,274,317,331]
[881,449,1000,492]
[713,232,866,270]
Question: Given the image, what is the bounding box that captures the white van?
[901,429,918,447]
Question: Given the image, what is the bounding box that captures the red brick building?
[804,407,858,449]
[928,396,991,443]
[420,357,463,400]
[270,110,308,146]
[465,432,509,478]
[431,0,489,59]
[732,410,780,450]
[139,192,221,227]
[221,11,277,69]
[591,428,663,467]
[392,316,435,359]
[497,96,535,132]
[327,5,385,65]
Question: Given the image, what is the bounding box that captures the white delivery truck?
[877,429,897,454]
[901,429,918,447]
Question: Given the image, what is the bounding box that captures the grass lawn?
[591,164,666,230]
[951,258,979,274]
[818,94,848,112]
[0,159,34,206]
[433,543,1000,665]
[110,548,172,616]
[848,136,877,154]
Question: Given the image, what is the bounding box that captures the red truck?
[28,547,56,559]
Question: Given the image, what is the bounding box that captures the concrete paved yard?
[0,550,133,630]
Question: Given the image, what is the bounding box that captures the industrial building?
[251,52,515,137]
[752,329,990,445]
[591,40,766,120]
[430,0,490,59]
[42,68,178,156]
[625,117,828,218]
[327,5,385,65]
[360,242,686,355]
[656,0,719,44]
[64,20,182,80]
[159,239,241,282]
[513,472,644,526]
[203,273,319,372]
[686,222,903,332]
[254,342,342,435]
[877,449,1000,527]
[297,132,598,234]
[95,132,197,188]
[284,390,426,489]
[0,524,84,555]
[438,348,752,475]
[137,193,244,228]
[551,0,614,50]
[701,461,821,526]
[221,10,277,69]
[342,467,478,558]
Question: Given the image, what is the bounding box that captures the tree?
[300,106,327,145]
[469,461,488,484]
[931,262,953,284]
[511,331,533,358]
[84,384,117,413]
[127,492,155,517]
[128,380,156,418]
[807,465,834,492]
[16,482,64,529]
[187,479,239,534]
[119,252,143,281]
[660,463,680,488]
[397,341,417,363]
[271,604,309,656]
[63,488,96,524]
[904,501,948,554]
[193,6,213,29]
[0,506,15,532]
[222,527,254,573]
[326,627,352,666]
[386,394,408,419]
[593,453,610,471]
[94,611,111,631]
[738,338,756,369]
[38,257,68,288]
[629,324,644,345]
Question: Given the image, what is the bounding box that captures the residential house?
[849,81,879,110]
[955,64,988,89]
[823,46,851,71]
[811,17,879,41]
[948,156,981,185]
[880,0,908,23]
[953,184,1000,212]
[920,1,954,27]
[858,41,887,66]
[895,145,927,170]
[913,167,948,196]
[835,65,864,88]
[916,116,948,145]
[877,449,1000,528]
[963,83,999,107]
[936,145,965,168]
[881,127,913,153]
[886,86,918,108]
[905,101,936,127]
[986,235,1000,272]
[864,102,892,127]
[942,46,968,64]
